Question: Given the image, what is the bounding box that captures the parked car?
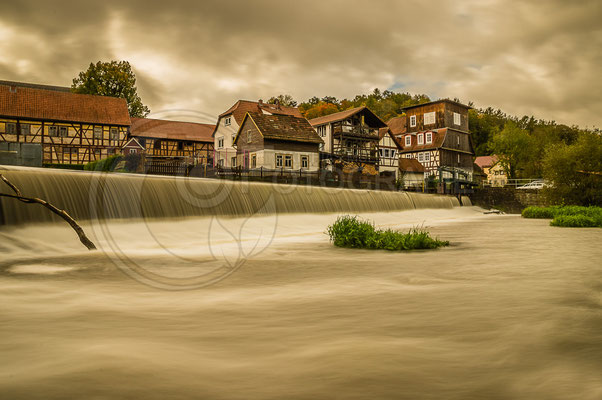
[517,180,549,190]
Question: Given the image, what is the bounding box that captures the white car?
[517,180,549,190]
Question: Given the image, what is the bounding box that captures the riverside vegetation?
[521,206,602,227]
[327,215,449,251]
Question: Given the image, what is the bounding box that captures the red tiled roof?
[0,83,131,125]
[474,155,499,168]
[219,100,302,126]
[130,118,215,143]
[236,112,323,145]
[387,116,406,135]
[398,128,447,153]
[399,158,426,172]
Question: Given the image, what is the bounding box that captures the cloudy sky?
[1,0,601,127]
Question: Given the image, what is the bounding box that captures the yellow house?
[474,155,507,186]
[0,81,130,166]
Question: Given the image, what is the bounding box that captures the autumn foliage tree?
[72,60,150,117]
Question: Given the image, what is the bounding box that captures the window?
[224,116,231,126]
[232,133,236,144]
[319,143,324,151]
[391,150,396,158]
[317,126,326,137]
[231,156,236,167]
[247,130,252,143]
[218,158,224,167]
[59,126,68,137]
[6,122,16,134]
[20,124,30,135]
[301,155,308,169]
[409,115,416,127]
[453,112,461,126]
[110,127,119,140]
[130,149,137,154]
[457,153,461,163]
[217,137,224,149]
[426,132,432,144]
[48,126,57,137]
[154,140,161,150]
[384,149,390,158]
[276,154,283,168]
[457,136,460,146]
[93,126,102,139]
[499,170,505,175]
[424,112,435,125]
[284,155,292,168]
[418,152,424,162]
[424,152,430,162]
[71,147,79,156]
[178,142,184,151]
[418,133,424,145]
[405,135,411,146]
[251,154,257,168]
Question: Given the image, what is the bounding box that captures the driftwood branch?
[0,174,96,250]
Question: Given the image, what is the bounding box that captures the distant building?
[396,99,475,180]
[212,100,302,167]
[399,158,426,189]
[474,155,506,186]
[308,106,387,173]
[0,81,130,166]
[378,127,401,179]
[233,112,323,171]
[129,118,215,164]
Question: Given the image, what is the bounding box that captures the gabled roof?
[130,117,215,143]
[401,99,472,111]
[387,116,406,135]
[122,137,145,149]
[308,106,387,128]
[474,155,499,169]
[234,112,323,145]
[399,158,426,173]
[0,83,131,125]
[218,100,302,125]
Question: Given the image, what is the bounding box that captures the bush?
[326,215,449,251]
[550,215,600,228]
[521,206,557,219]
[84,155,122,172]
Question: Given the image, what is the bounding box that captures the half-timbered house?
[213,100,302,168]
[308,107,387,174]
[0,81,130,166]
[233,112,323,171]
[129,118,215,164]
[396,100,474,180]
[378,127,401,179]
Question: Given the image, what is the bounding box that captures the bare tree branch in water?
[0,174,97,250]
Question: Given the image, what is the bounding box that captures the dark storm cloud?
[1,0,601,127]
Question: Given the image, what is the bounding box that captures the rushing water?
[0,167,600,399]
[1,208,601,399]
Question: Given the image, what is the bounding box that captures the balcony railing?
[332,146,379,162]
[332,125,379,140]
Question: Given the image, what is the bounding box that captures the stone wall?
[470,187,548,214]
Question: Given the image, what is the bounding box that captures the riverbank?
[1,208,601,399]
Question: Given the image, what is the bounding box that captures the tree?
[542,132,602,206]
[267,94,297,107]
[72,60,150,117]
[489,121,535,179]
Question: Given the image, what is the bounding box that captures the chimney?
[258,99,263,105]
[274,99,280,109]
[9,86,17,93]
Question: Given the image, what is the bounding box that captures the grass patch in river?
[327,215,449,251]
[522,205,602,227]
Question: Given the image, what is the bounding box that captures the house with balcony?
[212,99,302,167]
[308,106,387,174]
[396,99,474,181]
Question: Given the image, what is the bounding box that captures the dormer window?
[224,116,231,126]
[426,132,432,144]
[418,133,424,145]
[409,115,416,127]
[424,112,435,125]
[405,135,411,146]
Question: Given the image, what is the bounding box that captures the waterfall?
[0,166,460,225]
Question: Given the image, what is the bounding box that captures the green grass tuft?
[522,206,602,227]
[326,215,449,251]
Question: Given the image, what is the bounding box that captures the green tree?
[542,132,602,206]
[267,94,297,107]
[72,60,150,117]
[489,121,535,179]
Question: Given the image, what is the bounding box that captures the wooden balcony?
[332,125,379,140]
[332,145,379,163]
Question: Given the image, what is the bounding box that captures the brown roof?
[399,158,426,173]
[0,83,131,125]
[398,128,448,153]
[307,106,366,126]
[387,116,406,135]
[401,99,472,111]
[130,117,215,143]
[474,155,499,169]
[218,100,302,126]
[235,112,323,145]
[0,80,71,92]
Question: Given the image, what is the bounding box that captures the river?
[1,208,600,399]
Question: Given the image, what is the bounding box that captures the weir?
[0,166,460,225]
